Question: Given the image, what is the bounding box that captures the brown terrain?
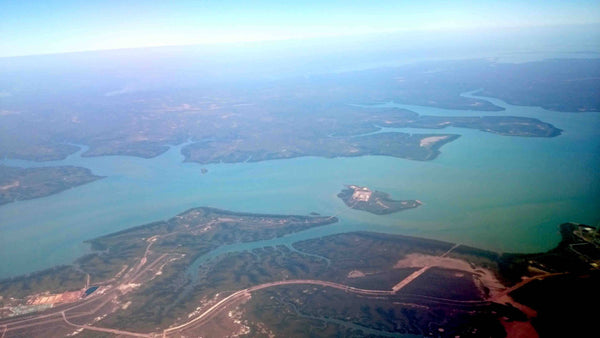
[0,234,541,337]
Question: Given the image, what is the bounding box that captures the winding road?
[0,232,536,338]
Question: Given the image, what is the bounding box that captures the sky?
[1,0,600,57]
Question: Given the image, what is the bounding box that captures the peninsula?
[338,185,422,214]
[0,165,103,206]
[1,205,598,337]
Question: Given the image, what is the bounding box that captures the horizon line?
[3,22,599,59]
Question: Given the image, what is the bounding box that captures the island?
[0,165,103,206]
[338,185,422,214]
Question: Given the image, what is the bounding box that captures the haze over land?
[1,1,600,336]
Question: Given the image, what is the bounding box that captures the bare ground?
[393,253,505,297]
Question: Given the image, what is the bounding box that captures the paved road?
[491,272,566,301]
[392,266,429,293]
[1,235,493,338]
[0,240,173,336]
[391,243,461,293]
[61,311,152,338]
[162,273,494,337]
[163,279,394,337]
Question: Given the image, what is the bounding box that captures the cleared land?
[0,207,597,337]
[338,185,421,214]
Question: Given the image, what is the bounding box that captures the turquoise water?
[1,95,599,278]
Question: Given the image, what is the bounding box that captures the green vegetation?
[0,59,575,163]
[495,223,600,336]
[245,285,508,337]
[0,208,335,311]
[182,131,462,163]
[0,266,86,303]
[0,165,103,205]
[498,223,599,284]
[2,207,597,337]
[338,185,421,215]
[510,271,600,338]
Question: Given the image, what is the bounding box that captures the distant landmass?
[340,58,600,112]
[0,165,103,205]
[0,52,597,337]
[338,185,421,214]
[183,131,463,164]
[0,58,576,163]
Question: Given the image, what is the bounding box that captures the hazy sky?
[2,0,600,57]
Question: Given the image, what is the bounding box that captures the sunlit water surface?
[1,94,599,278]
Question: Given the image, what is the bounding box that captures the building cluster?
[349,185,372,202]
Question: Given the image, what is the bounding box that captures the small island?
[337,185,421,215]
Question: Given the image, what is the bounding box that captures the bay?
[1,94,599,279]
